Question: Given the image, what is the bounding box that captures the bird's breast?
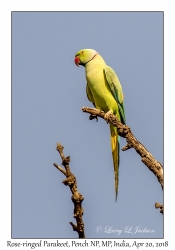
[86,67,117,113]
[86,68,105,94]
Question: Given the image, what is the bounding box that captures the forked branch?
[53,143,85,238]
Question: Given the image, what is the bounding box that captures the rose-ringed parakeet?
[74,49,126,199]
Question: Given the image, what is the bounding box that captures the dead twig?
[53,143,85,238]
[155,203,164,214]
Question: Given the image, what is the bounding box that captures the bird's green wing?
[86,83,95,107]
[104,66,126,124]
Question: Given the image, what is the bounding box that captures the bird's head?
[74,49,98,67]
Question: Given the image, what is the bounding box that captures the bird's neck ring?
[83,53,98,66]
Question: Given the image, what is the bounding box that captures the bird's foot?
[89,114,98,122]
[104,110,112,124]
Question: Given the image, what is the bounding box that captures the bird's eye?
[82,51,84,54]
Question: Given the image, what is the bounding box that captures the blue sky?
[12,12,163,238]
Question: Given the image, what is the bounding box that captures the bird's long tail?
[110,123,120,200]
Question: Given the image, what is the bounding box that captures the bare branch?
[53,143,85,238]
[82,107,163,190]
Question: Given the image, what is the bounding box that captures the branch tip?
[155,202,163,214]
[69,222,78,231]
[56,142,64,152]
[121,143,133,151]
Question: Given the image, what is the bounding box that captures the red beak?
[74,56,80,66]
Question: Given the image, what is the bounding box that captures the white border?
[1,0,174,248]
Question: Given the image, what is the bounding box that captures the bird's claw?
[104,111,112,124]
[89,114,98,122]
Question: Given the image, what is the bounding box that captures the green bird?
[74,49,126,199]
